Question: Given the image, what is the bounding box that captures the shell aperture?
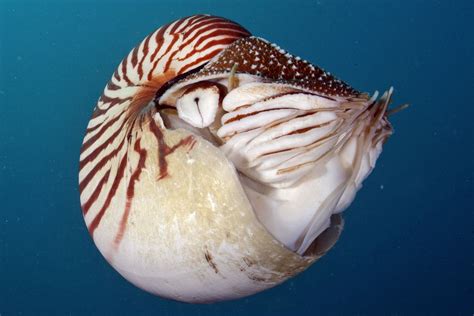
[79,15,396,303]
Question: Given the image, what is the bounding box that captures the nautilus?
[79,15,399,303]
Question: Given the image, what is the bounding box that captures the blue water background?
[0,0,472,314]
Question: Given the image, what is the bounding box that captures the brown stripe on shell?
[137,34,152,79]
[87,154,128,237]
[113,137,148,248]
[149,118,197,180]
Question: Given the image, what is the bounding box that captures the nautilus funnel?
[79,14,398,303]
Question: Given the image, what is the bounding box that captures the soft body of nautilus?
[79,15,395,303]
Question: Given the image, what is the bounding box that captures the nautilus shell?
[79,15,396,303]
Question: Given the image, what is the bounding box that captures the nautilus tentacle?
[159,36,393,253]
[79,15,397,303]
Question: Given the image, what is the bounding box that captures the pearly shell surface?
[102,127,341,302]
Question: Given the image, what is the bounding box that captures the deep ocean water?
[0,0,472,315]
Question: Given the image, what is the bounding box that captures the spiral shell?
[79,15,394,303]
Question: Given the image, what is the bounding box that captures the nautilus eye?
[176,82,223,128]
[79,14,400,303]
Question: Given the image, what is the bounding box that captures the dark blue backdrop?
[0,0,472,315]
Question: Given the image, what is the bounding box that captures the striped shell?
[80,15,250,240]
[79,15,394,303]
